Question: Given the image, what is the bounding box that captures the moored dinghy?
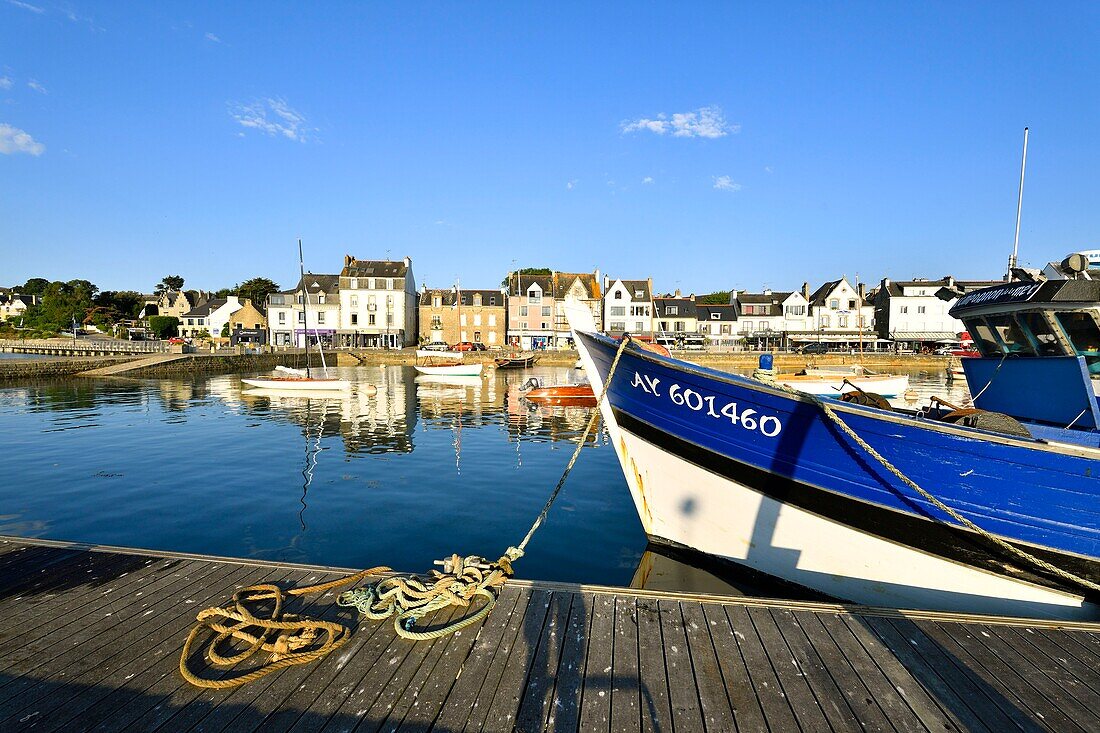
[567,303,1100,620]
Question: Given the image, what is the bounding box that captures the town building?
[227,299,268,345]
[418,286,507,347]
[267,274,341,348]
[337,256,417,349]
[803,278,877,348]
[506,273,556,350]
[551,271,602,347]
[177,297,246,340]
[153,290,212,320]
[654,294,699,344]
[873,276,1002,349]
[695,304,739,348]
[733,289,811,349]
[0,292,38,321]
[603,278,654,339]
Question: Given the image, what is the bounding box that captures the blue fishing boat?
[568,278,1100,620]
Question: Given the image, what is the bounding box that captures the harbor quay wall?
[0,352,322,381]
[0,356,136,381]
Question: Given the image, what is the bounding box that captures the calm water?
[0,352,37,360]
[0,363,970,592]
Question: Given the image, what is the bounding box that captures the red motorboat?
[521,378,597,407]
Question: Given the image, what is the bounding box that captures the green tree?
[697,291,732,304]
[94,290,144,319]
[236,277,280,310]
[155,275,185,295]
[148,316,179,339]
[21,281,95,332]
[21,278,49,296]
[501,268,553,288]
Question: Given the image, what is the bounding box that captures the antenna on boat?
[1008,127,1029,280]
[298,238,312,378]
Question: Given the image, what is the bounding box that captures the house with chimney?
[695,304,739,348]
[267,274,341,348]
[732,288,811,349]
[551,271,602,347]
[802,278,877,348]
[874,276,1001,349]
[654,293,699,343]
[0,291,38,322]
[337,256,417,348]
[603,278,654,339]
[178,296,246,340]
[419,286,507,346]
[506,273,556,350]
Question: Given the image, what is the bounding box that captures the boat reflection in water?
[631,542,829,601]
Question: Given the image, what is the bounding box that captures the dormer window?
[634,290,644,299]
[528,288,541,304]
[711,313,720,320]
[473,293,482,306]
[667,306,678,315]
[318,294,325,304]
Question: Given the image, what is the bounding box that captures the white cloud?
[0,77,12,90]
[6,0,44,13]
[764,165,773,174]
[204,32,221,43]
[566,179,577,190]
[0,123,45,155]
[713,175,742,192]
[229,97,313,142]
[642,176,654,184]
[27,79,46,94]
[622,105,737,139]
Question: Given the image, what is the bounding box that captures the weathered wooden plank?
[396,589,517,733]
[980,624,1100,720]
[0,558,203,660]
[173,571,357,733]
[477,588,555,732]
[428,585,528,733]
[609,596,641,733]
[0,557,231,717]
[822,613,958,733]
[723,604,798,732]
[77,566,288,733]
[744,605,831,733]
[858,616,1011,733]
[0,554,166,636]
[1041,629,1100,690]
[634,597,673,733]
[248,585,407,733]
[697,602,765,733]
[152,571,351,733]
[768,608,863,733]
[658,600,704,733]
[514,591,575,732]
[546,592,594,733]
[918,620,1084,733]
[103,567,304,733]
[577,593,615,733]
[0,547,114,599]
[792,611,912,733]
[314,606,458,733]
[0,556,272,726]
[1000,626,1100,699]
[679,602,735,733]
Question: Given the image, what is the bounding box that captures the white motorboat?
[413,362,483,377]
[774,371,909,397]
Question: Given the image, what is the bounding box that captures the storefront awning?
[890,331,955,340]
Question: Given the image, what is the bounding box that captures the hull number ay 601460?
[630,371,783,437]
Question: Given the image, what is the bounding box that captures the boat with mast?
[242,240,351,392]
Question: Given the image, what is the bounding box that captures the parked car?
[421,341,451,352]
[167,337,185,345]
[798,342,830,354]
[453,341,487,352]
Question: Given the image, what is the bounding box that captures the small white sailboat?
[413,360,483,377]
[240,240,351,392]
[775,371,909,397]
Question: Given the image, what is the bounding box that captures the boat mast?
[298,238,312,378]
[1008,127,1029,280]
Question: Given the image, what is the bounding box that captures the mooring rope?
[180,336,632,688]
[761,377,1100,595]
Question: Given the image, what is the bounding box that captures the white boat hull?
[413,363,483,377]
[776,373,910,397]
[415,349,466,361]
[566,307,1094,620]
[241,377,351,391]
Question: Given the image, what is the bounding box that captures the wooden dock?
[1,536,1098,732]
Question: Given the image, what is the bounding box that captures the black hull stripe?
[612,408,1100,599]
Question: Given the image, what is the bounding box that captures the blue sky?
[3,2,1100,295]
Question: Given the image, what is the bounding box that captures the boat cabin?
[948,277,1100,434]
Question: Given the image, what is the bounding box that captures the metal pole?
[298,238,311,377]
[1008,127,1029,279]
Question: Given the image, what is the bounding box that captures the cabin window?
[984,314,1036,356]
[1017,312,1064,357]
[1055,312,1100,373]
